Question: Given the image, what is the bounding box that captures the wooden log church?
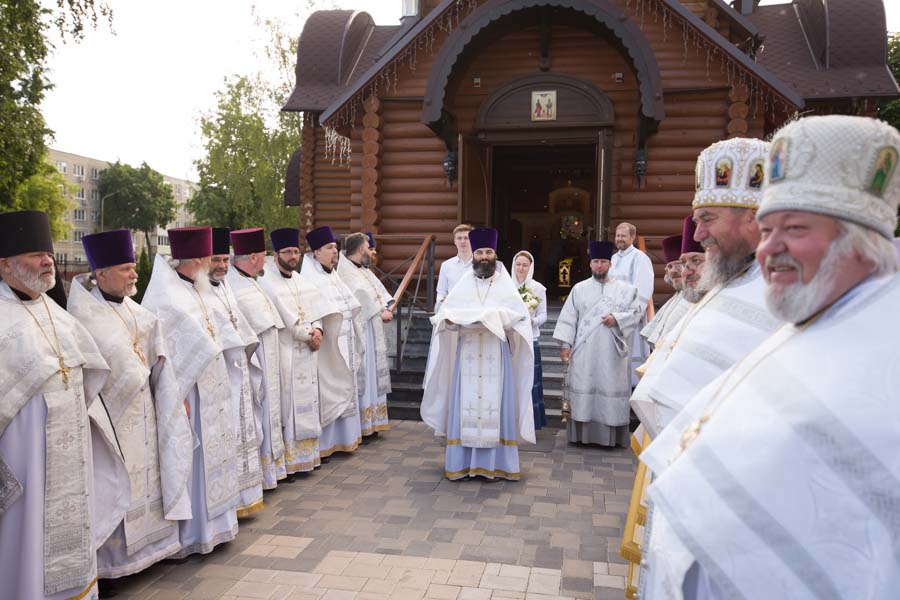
[283,0,897,297]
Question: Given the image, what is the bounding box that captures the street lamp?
[100,190,118,232]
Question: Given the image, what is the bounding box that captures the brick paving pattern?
[107,421,636,600]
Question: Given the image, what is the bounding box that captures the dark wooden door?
[458,134,491,227]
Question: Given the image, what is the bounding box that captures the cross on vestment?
[57,357,71,390]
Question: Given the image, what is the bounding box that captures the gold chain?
[475,273,495,305]
[20,295,70,390]
[107,299,147,365]
[191,287,217,339]
[213,284,239,330]
[282,275,307,322]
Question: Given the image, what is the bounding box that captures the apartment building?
[49,149,197,271]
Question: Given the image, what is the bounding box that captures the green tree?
[6,159,77,239]
[0,1,110,208]
[99,161,176,252]
[134,247,151,302]
[877,33,900,132]
[190,17,300,232]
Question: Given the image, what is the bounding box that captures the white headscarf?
[510,250,546,294]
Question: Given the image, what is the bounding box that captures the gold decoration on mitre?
[758,115,900,240]
[692,137,771,210]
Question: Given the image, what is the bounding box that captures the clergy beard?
[764,233,852,323]
[473,257,496,278]
[276,256,295,274]
[10,259,55,294]
[193,273,212,294]
[210,272,227,283]
[358,253,371,267]
[683,285,706,303]
[699,238,754,289]
[592,271,608,282]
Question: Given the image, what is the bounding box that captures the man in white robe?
[629,138,781,438]
[640,114,900,600]
[338,232,393,437]
[422,227,535,480]
[641,235,688,350]
[300,226,363,457]
[231,228,317,476]
[554,241,642,447]
[208,227,269,513]
[69,230,189,580]
[609,222,655,386]
[0,210,129,600]
[141,226,240,557]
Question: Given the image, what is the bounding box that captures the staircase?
[386,301,568,427]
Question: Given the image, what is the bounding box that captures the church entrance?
[491,143,599,297]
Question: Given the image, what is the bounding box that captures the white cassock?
[300,254,363,456]
[553,277,642,447]
[0,281,129,600]
[630,262,780,438]
[208,278,268,511]
[338,253,391,436]
[641,291,691,350]
[639,273,900,600]
[610,245,655,385]
[141,256,239,557]
[259,258,352,471]
[226,267,293,480]
[422,269,535,480]
[68,276,190,578]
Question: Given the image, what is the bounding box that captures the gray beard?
[683,285,706,303]
[699,248,754,290]
[764,233,852,323]
[10,260,55,294]
[193,274,212,294]
[592,272,608,282]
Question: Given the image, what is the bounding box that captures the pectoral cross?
[133,341,147,366]
[58,356,70,390]
[205,316,216,340]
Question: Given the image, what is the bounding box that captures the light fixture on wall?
[443,150,457,186]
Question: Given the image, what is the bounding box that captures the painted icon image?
[748,162,764,189]
[769,138,787,181]
[869,146,897,197]
[531,90,557,121]
[715,158,732,187]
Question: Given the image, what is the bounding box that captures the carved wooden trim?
[361,96,383,234]
[300,113,317,247]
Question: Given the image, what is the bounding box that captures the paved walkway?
[109,421,636,600]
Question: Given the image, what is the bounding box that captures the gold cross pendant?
[133,341,147,366]
[58,357,70,390]
[229,314,238,330]
[205,318,216,339]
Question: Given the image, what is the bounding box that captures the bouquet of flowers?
[518,284,541,313]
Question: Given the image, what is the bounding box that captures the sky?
[42,0,900,182]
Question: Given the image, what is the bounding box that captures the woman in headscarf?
[511,250,547,429]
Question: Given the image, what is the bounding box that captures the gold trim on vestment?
[236,498,265,519]
[446,438,518,446]
[286,457,321,473]
[319,437,362,458]
[445,467,520,480]
[65,578,98,600]
[691,201,759,209]
[361,423,391,436]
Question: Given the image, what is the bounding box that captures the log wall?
[313,122,352,232]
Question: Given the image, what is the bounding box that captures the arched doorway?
[460,72,616,294]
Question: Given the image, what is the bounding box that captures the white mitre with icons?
[692,137,771,209]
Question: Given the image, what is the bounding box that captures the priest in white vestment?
[641,235,689,350]
[422,227,535,480]
[208,227,269,513]
[232,229,319,475]
[609,222,655,385]
[141,226,240,557]
[630,138,781,438]
[640,114,900,600]
[553,241,642,447]
[338,232,392,437]
[70,230,189,579]
[300,226,363,457]
[0,210,129,600]
[436,224,509,312]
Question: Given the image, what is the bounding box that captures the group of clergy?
[0,218,393,599]
[628,115,900,599]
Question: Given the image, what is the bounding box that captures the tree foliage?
[189,18,301,233]
[134,247,151,303]
[5,159,77,240]
[99,161,176,251]
[878,32,900,132]
[0,1,110,209]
